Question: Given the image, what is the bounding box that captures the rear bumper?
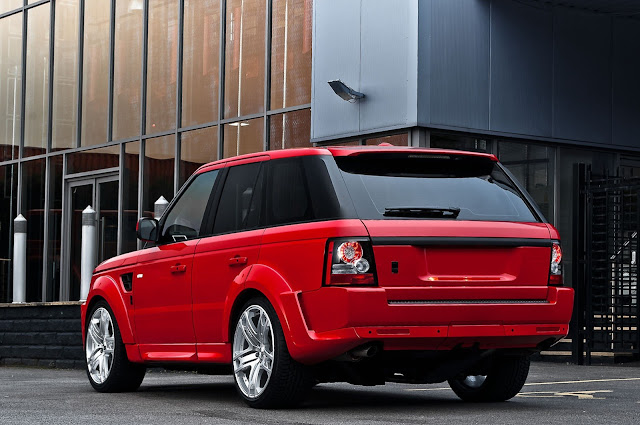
[282,286,574,364]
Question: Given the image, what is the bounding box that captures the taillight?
[548,241,563,286]
[324,238,377,286]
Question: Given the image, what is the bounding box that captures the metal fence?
[573,164,640,364]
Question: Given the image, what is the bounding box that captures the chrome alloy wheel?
[86,307,115,384]
[232,305,275,399]
[462,375,487,389]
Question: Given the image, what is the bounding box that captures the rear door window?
[335,153,539,222]
[213,162,263,234]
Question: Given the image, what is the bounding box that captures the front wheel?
[448,354,530,402]
[85,301,146,392]
[232,297,312,408]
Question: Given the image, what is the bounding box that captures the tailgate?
[364,220,553,289]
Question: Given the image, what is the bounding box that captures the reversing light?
[549,242,563,286]
[325,238,377,286]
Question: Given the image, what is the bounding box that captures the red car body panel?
[192,228,264,343]
[81,147,575,367]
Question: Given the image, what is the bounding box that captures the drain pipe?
[80,206,96,301]
[12,214,26,303]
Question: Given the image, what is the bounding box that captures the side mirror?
[136,217,158,242]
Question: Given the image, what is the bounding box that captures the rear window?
[335,153,539,222]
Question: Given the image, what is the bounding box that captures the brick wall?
[0,303,84,369]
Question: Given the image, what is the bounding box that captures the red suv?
[81,146,574,408]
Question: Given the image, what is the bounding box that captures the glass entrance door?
[63,174,119,300]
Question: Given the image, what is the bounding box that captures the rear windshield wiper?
[383,207,460,218]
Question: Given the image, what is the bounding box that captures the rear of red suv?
[262,147,573,404]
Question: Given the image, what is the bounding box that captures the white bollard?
[154,196,169,219]
[12,214,26,303]
[80,206,96,302]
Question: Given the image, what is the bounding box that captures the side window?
[213,162,263,234]
[160,169,220,243]
[266,158,312,226]
[265,157,341,226]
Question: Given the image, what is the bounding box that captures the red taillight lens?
[325,238,377,286]
[549,242,563,286]
[337,241,364,264]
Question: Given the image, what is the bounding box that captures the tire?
[232,297,312,409]
[448,354,530,402]
[85,300,146,392]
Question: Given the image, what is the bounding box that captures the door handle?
[170,264,187,273]
[228,256,248,267]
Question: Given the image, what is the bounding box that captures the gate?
[573,164,640,364]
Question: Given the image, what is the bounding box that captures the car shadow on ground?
[134,379,537,413]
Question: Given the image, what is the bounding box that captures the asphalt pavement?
[1,362,639,424]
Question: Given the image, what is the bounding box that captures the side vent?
[121,273,133,292]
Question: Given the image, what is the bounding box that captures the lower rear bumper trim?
[388,299,549,305]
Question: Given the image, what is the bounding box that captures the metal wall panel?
[311,0,362,139]
[490,1,553,137]
[428,0,490,130]
[553,9,612,144]
[612,18,640,149]
[417,0,431,126]
[359,0,417,131]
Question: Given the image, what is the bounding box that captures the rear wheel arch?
[228,288,267,342]
[225,264,295,343]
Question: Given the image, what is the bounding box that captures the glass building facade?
[0,1,636,303]
[0,0,313,302]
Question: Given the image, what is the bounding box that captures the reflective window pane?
[498,141,554,222]
[269,109,310,150]
[23,159,46,302]
[322,140,361,147]
[430,132,491,153]
[24,4,50,157]
[67,145,119,174]
[122,141,140,253]
[46,156,63,301]
[52,0,80,151]
[0,13,22,162]
[143,135,175,217]
[146,0,178,134]
[224,0,265,118]
[180,126,218,186]
[364,133,408,146]
[182,0,220,127]
[271,0,312,109]
[223,117,263,158]
[0,164,18,303]
[113,0,143,140]
[0,1,22,15]
[81,0,110,146]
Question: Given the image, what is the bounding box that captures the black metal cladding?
[573,164,640,364]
